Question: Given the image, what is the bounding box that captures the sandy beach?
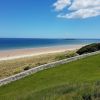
[0,45,84,61]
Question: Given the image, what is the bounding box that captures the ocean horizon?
[0,38,100,50]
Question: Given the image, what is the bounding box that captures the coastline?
[0,44,84,61]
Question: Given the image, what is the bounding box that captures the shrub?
[77,43,100,55]
[24,66,30,70]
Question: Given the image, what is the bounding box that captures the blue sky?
[0,0,100,38]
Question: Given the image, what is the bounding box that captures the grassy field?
[0,50,76,79]
[0,54,100,99]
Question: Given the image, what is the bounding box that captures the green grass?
[0,54,100,100]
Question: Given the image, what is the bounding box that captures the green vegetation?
[0,50,76,79]
[77,43,100,55]
[0,54,100,99]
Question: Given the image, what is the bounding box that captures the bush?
[77,43,100,55]
[24,66,30,70]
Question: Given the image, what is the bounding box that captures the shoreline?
[0,44,84,61]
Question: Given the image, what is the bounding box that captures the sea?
[0,38,100,50]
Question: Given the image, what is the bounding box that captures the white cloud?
[53,0,71,11]
[69,0,100,10]
[53,0,100,19]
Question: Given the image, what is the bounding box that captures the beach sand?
[0,45,84,61]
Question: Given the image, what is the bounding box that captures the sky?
[0,0,100,38]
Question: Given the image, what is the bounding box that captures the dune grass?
[0,50,76,79]
[0,54,100,99]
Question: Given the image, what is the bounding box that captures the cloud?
[53,0,71,11]
[53,0,100,19]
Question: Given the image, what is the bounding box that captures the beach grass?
[0,50,76,79]
[0,54,100,99]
